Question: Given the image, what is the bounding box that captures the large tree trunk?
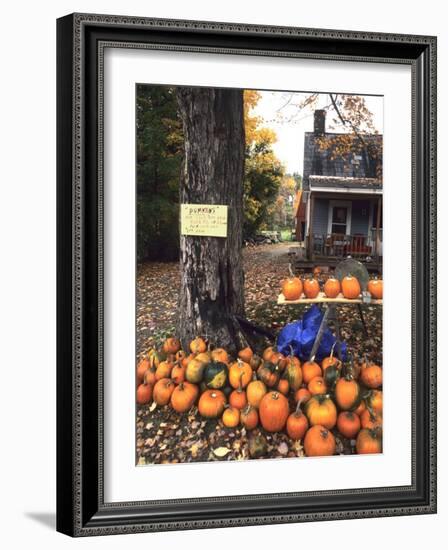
[176,87,246,354]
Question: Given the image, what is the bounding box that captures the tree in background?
[136,85,183,261]
[243,90,285,238]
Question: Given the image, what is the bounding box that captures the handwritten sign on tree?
[180,204,228,238]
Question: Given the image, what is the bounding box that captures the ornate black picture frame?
[57,13,437,536]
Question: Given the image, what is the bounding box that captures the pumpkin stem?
[288,263,294,278]
[294,400,303,416]
[330,342,336,360]
[271,392,279,400]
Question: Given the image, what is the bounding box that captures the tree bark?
[176,87,246,354]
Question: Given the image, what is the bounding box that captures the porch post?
[375,195,382,264]
[308,193,315,261]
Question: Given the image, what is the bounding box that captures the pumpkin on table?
[367,278,383,299]
[277,377,290,395]
[238,346,253,363]
[360,409,383,430]
[303,277,320,299]
[341,275,361,299]
[155,360,174,381]
[323,277,341,298]
[281,276,303,301]
[294,387,311,404]
[259,391,289,432]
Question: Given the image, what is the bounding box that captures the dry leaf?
[213,447,231,458]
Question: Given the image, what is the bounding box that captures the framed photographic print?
[56,13,437,536]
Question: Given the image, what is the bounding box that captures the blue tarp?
[277,305,347,362]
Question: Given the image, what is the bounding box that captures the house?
[295,109,383,266]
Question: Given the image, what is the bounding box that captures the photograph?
[135,85,384,465]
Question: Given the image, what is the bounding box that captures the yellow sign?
[180,204,228,238]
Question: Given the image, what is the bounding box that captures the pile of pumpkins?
[282,272,383,301]
[137,336,383,458]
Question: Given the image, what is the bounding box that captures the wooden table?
[277,292,383,306]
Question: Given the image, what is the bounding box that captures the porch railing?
[310,232,382,259]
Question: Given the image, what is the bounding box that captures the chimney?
[314,109,326,134]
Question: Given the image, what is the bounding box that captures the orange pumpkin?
[353,399,367,417]
[368,390,383,414]
[303,278,320,299]
[238,346,253,363]
[155,360,174,381]
[136,382,153,405]
[153,378,175,406]
[337,411,361,439]
[262,346,275,362]
[163,337,181,355]
[284,360,303,391]
[305,394,337,429]
[198,390,226,418]
[360,409,383,430]
[294,387,312,404]
[257,362,281,388]
[229,377,248,410]
[356,428,382,454]
[321,347,342,373]
[270,351,288,371]
[171,363,186,385]
[222,406,240,428]
[229,359,252,389]
[137,357,151,385]
[181,352,195,368]
[170,381,199,413]
[282,277,303,301]
[341,275,361,299]
[277,378,290,395]
[189,337,207,354]
[304,425,336,457]
[302,361,322,384]
[323,277,341,298]
[240,404,259,430]
[246,376,267,409]
[360,362,383,389]
[286,402,309,440]
[259,391,290,432]
[249,354,263,371]
[211,347,230,364]
[143,361,157,386]
[367,278,383,300]
[335,376,360,410]
[308,375,327,396]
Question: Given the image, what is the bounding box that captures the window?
[331,206,348,235]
